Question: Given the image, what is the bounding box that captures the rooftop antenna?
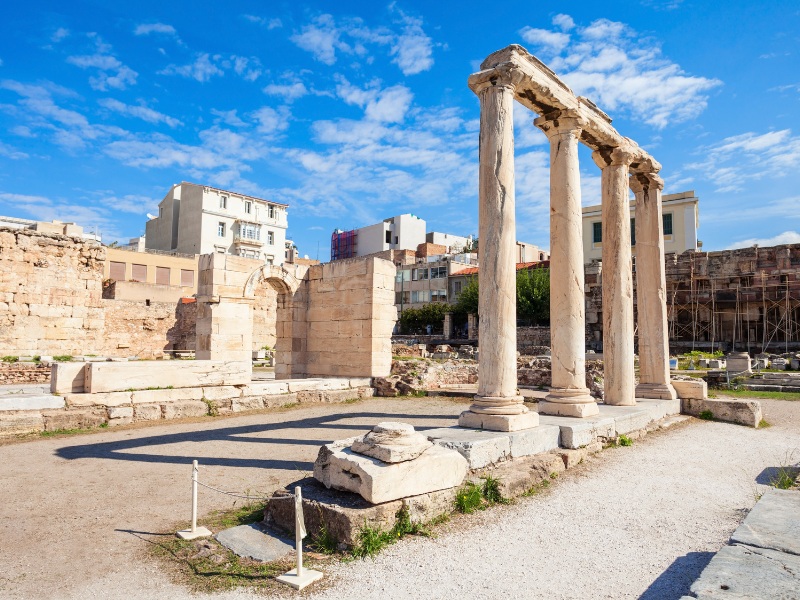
[316,240,320,261]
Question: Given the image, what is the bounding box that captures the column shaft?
[596,148,636,406]
[535,114,598,418]
[459,68,538,432]
[633,173,676,399]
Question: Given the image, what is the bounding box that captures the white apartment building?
[425,231,474,253]
[582,190,700,264]
[145,182,288,265]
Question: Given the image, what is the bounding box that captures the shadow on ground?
[639,551,714,600]
[55,410,457,469]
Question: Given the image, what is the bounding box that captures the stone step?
[0,384,51,396]
[0,394,65,411]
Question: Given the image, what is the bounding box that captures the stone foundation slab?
[682,397,762,428]
[424,425,561,468]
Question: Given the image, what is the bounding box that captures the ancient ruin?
[461,45,676,426]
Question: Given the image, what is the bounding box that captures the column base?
[538,400,600,418]
[458,409,539,432]
[636,382,677,400]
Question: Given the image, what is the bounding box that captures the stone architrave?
[458,64,538,432]
[534,113,598,418]
[593,146,636,406]
[631,172,677,400]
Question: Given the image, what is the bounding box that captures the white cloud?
[210,109,247,128]
[517,16,721,128]
[98,98,182,128]
[51,28,70,43]
[686,129,800,192]
[244,15,282,29]
[389,11,434,75]
[290,10,434,75]
[134,23,177,36]
[159,53,223,81]
[251,106,290,136]
[263,81,309,100]
[364,85,413,122]
[159,53,262,82]
[0,141,29,160]
[66,34,138,91]
[728,231,800,249]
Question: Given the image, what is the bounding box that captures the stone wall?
[0,228,198,359]
[517,326,551,351]
[0,227,106,356]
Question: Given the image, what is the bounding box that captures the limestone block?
[458,410,540,432]
[296,387,373,404]
[471,453,566,499]
[425,427,511,469]
[85,360,250,393]
[0,395,65,411]
[506,424,561,457]
[682,397,762,428]
[107,406,133,426]
[65,391,132,408]
[603,407,652,435]
[287,378,351,393]
[558,448,588,469]
[690,544,800,599]
[133,404,162,421]
[314,438,468,504]
[402,488,458,524]
[131,387,204,404]
[349,378,373,388]
[538,414,616,449]
[240,382,290,396]
[672,379,708,400]
[50,362,86,394]
[0,412,45,435]
[42,409,106,431]
[201,386,242,401]
[351,422,433,463]
[162,400,209,420]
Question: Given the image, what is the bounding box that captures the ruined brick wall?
[0,362,50,384]
[99,299,196,358]
[0,227,106,356]
[517,326,551,350]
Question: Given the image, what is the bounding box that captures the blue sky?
[0,1,798,260]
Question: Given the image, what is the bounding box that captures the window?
[267,231,275,245]
[109,261,125,281]
[454,281,462,296]
[244,201,252,214]
[411,290,430,303]
[394,236,398,245]
[180,269,194,287]
[431,289,447,302]
[240,224,260,240]
[630,218,636,246]
[663,213,673,236]
[385,230,392,244]
[430,266,447,279]
[220,195,227,209]
[592,221,602,244]
[218,222,226,237]
[159,207,163,218]
[156,266,170,285]
[268,204,276,219]
[412,268,428,281]
[131,264,147,282]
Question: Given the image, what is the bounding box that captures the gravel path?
[1,397,797,600]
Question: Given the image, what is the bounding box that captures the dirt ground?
[0,396,797,600]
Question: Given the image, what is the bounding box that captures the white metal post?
[277,485,323,590]
[295,486,303,577]
[176,459,212,540]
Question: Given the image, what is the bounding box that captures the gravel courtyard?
[0,396,797,600]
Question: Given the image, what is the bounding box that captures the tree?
[451,268,550,325]
[398,303,451,334]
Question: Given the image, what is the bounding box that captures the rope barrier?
[193,479,295,502]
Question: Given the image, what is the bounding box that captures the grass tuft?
[454,481,484,514]
[698,410,714,421]
[758,419,771,428]
[770,466,798,490]
[619,434,633,447]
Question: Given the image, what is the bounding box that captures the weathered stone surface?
[296,387,373,404]
[201,386,242,401]
[557,447,588,469]
[0,395,65,411]
[472,453,566,499]
[682,397,762,428]
[313,439,467,504]
[538,414,616,449]
[215,523,293,562]
[130,387,204,405]
[133,404,162,421]
[672,378,707,400]
[42,409,106,431]
[162,400,209,420]
[690,543,800,599]
[264,477,403,548]
[350,422,432,463]
[402,487,457,524]
[64,391,132,408]
[50,362,87,394]
[0,412,45,435]
[239,382,289,396]
[84,360,250,393]
[107,406,133,426]
[458,409,540,432]
[730,488,800,556]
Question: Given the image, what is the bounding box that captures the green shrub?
[619,434,633,447]
[455,482,484,514]
[699,410,714,420]
[53,355,73,362]
[1,356,19,363]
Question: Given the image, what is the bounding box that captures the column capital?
[591,144,636,169]
[629,172,664,194]
[533,110,587,139]
[468,62,525,96]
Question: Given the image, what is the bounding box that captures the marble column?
[593,147,636,406]
[631,172,677,400]
[459,66,538,432]
[535,113,599,418]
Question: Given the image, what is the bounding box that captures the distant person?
[426,324,432,335]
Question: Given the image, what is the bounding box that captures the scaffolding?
[667,272,800,354]
[330,229,358,261]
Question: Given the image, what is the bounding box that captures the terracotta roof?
[180,297,196,304]
[453,261,549,277]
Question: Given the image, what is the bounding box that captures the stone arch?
[242,264,300,299]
